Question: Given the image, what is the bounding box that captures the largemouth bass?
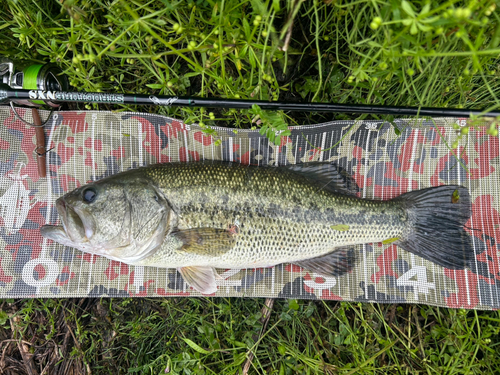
[41,162,474,294]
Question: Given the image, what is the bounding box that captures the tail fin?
[394,185,474,269]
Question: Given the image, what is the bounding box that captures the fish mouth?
[56,198,95,243]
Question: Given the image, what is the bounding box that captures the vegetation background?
[1,0,500,373]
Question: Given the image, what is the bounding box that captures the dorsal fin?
[283,162,360,196]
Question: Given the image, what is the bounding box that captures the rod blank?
[1,85,499,118]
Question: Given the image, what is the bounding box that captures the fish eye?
[82,188,97,203]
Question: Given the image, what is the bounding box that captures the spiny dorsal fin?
[178,266,218,294]
[293,247,360,277]
[172,228,236,256]
[283,162,360,196]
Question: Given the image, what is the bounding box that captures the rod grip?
[32,108,47,178]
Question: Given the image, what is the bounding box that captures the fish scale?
[137,162,406,269]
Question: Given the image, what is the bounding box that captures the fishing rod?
[1,59,500,118]
[2,84,500,118]
[3,85,500,118]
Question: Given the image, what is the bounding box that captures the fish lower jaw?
[105,246,160,265]
[205,260,280,270]
[99,250,144,264]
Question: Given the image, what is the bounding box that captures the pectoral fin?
[178,266,218,294]
[172,228,236,256]
[293,247,360,277]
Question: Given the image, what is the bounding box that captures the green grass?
[1,298,500,374]
[2,0,500,374]
[2,0,500,138]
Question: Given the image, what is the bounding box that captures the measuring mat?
[0,106,499,309]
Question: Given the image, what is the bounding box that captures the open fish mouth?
[56,198,94,243]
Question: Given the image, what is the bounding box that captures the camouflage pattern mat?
[1,106,499,309]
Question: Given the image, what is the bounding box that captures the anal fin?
[178,266,218,294]
[293,247,360,277]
